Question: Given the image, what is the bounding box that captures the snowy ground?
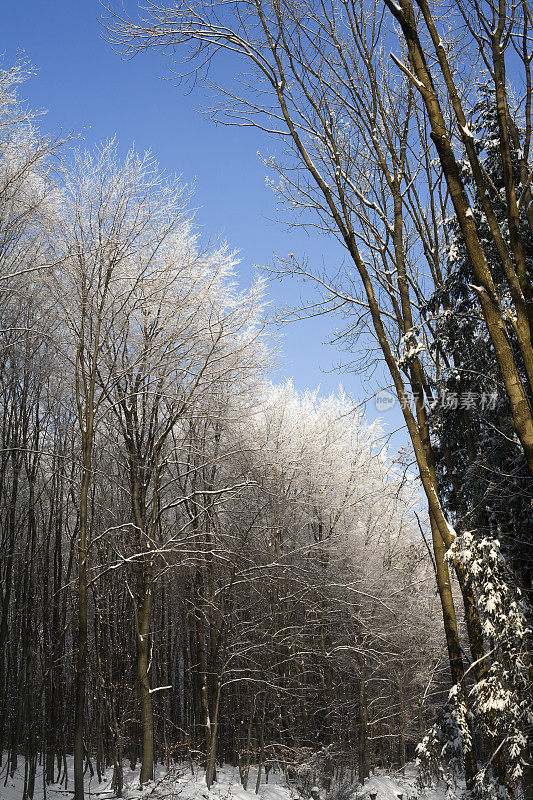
[360,767,446,800]
[0,761,448,800]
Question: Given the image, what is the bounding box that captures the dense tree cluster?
[107,0,533,795]
[0,64,446,800]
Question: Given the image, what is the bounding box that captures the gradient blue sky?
[2,0,406,441]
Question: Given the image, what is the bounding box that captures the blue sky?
[2,0,406,442]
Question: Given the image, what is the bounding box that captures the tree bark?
[74,448,90,800]
[357,657,369,784]
[137,572,154,786]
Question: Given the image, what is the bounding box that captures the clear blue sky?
[2,0,406,442]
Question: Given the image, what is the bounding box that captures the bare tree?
[51,142,192,799]
[98,216,268,785]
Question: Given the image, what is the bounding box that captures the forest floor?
[0,761,449,800]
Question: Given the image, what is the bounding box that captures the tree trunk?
[74,449,90,800]
[205,678,221,789]
[358,657,369,784]
[137,558,154,786]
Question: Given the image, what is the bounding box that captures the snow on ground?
[0,762,289,800]
[0,761,447,800]
[359,766,445,800]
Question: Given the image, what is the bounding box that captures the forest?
[1,0,533,798]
